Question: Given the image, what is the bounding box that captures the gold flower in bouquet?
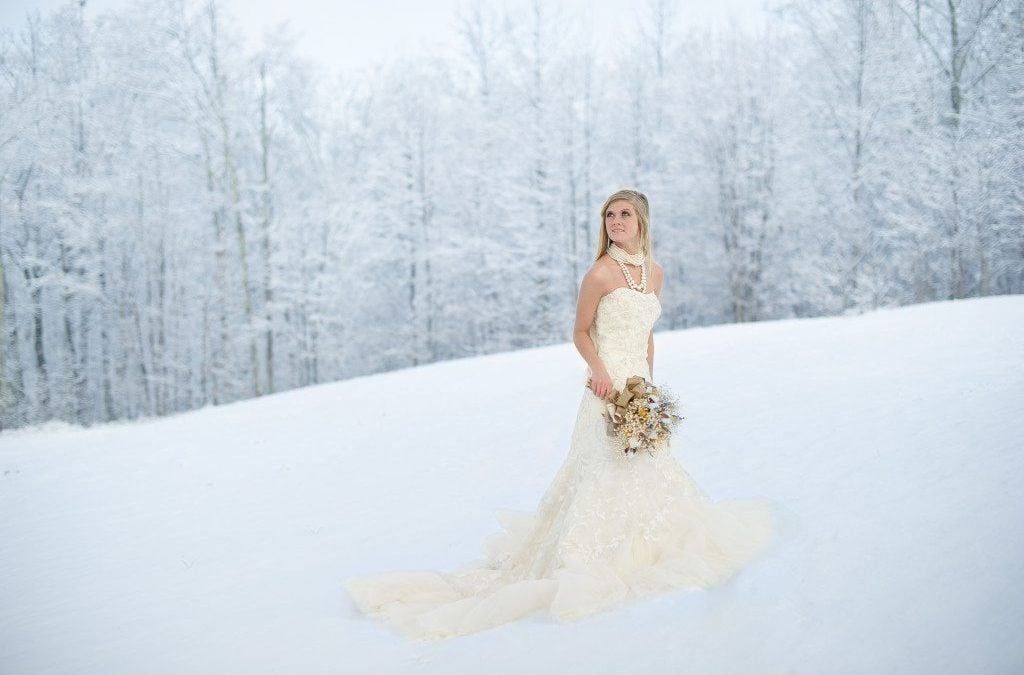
[585,375,684,456]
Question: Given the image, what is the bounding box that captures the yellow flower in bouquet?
[585,375,684,456]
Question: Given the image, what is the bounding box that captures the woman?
[344,188,776,640]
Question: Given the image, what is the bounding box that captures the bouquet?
[586,374,684,456]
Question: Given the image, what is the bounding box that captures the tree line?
[1,0,1021,430]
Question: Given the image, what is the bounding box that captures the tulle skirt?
[344,388,776,640]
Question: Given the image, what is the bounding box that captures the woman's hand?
[588,367,614,400]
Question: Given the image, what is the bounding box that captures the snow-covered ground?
[2,295,1022,674]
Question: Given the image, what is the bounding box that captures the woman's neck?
[613,239,641,256]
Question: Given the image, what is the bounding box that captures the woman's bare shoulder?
[576,261,617,311]
[582,257,616,288]
[651,261,665,294]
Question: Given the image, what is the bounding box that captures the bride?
[344,188,776,640]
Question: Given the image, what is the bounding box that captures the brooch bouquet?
[586,375,684,456]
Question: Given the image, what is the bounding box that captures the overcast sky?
[1,0,768,72]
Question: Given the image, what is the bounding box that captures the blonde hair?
[595,188,655,271]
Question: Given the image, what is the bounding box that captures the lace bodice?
[586,286,662,390]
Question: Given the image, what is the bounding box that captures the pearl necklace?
[607,242,647,292]
[608,241,645,265]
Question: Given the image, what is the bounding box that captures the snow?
[1,295,1022,674]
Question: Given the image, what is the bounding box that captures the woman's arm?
[648,262,663,381]
[647,331,654,381]
[573,265,617,399]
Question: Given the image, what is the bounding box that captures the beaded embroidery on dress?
[344,287,776,640]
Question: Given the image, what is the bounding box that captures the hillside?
[1,296,1022,674]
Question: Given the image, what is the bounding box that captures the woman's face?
[604,199,640,248]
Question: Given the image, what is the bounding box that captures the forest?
[1,0,1021,430]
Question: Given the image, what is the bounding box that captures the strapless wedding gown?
[344,287,776,640]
